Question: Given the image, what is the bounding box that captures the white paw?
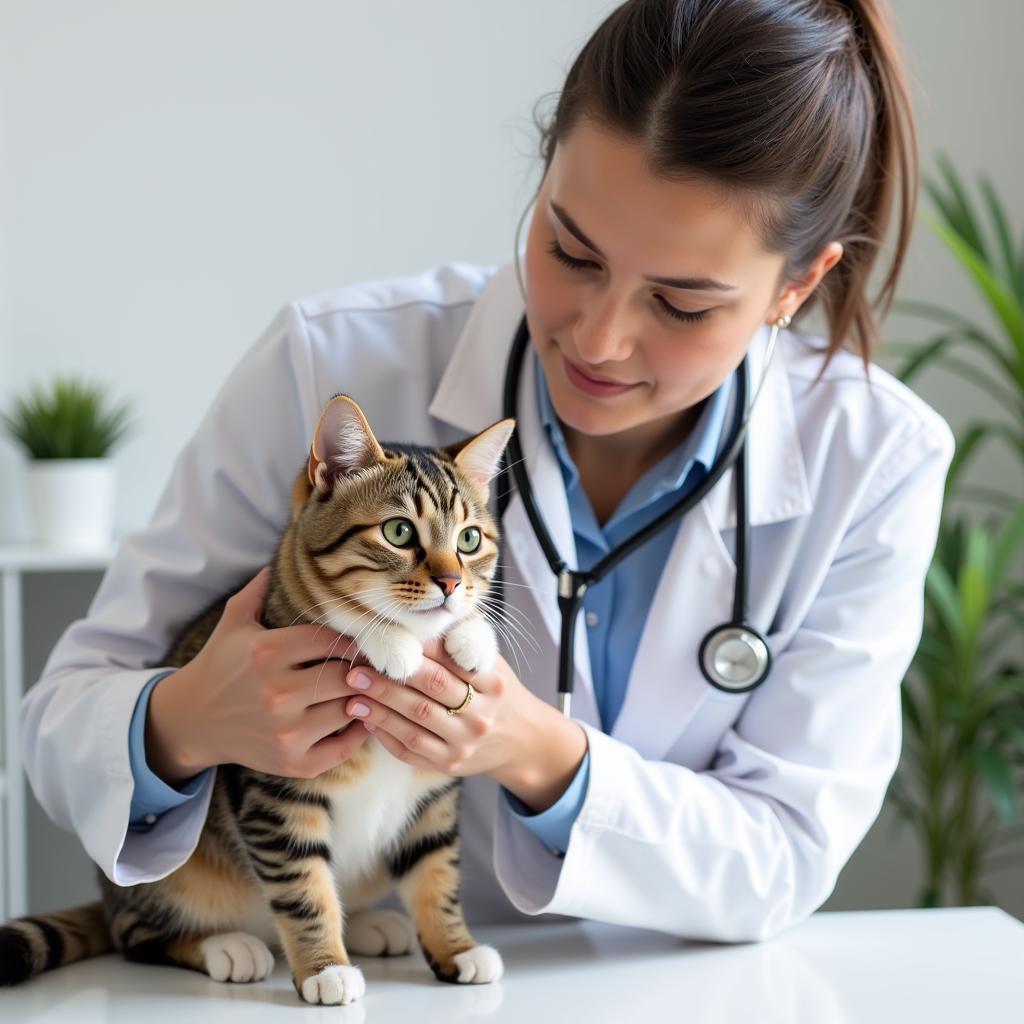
[443,617,497,674]
[360,626,423,681]
[300,963,366,1005]
[199,931,275,983]
[346,909,416,956]
[453,944,504,984]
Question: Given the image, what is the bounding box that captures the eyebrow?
[549,200,738,292]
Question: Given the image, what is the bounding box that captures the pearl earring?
[776,314,792,329]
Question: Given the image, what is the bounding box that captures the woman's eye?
[547,239,598,272]
[656,295,711,324]
[549,239,710,324]
[457,527,481,553]
[382,518,415,547]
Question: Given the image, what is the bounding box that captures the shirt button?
[585,611,599,627]
[144,814,157,825]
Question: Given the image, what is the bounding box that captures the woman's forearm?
[145,664,214,787]
[490,701,588,813]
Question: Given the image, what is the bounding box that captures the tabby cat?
[0,394,516,1005]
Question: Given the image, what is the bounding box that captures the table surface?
[2,907,1023,1023]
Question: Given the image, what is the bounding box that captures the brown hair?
[536,0,918,369]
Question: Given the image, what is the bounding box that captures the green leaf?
[971,745,1018,824]
[959,528,992,642]
[991,506,1024,596]
[926,212,1024,372]
[924,560,966,657]
[979,174,1020,300]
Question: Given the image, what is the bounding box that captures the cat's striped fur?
[0,395,515,1004]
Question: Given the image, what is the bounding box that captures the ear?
[770,241,843,323]
[445,418,516,496]
[307,394,388,495]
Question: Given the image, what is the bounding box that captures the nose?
[573,289,635,365]
[431,574,461,598]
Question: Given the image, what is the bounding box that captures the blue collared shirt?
[127,670,211,829]
[501,351,731,856]
[128,357,731,846]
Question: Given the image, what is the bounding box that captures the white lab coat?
[22,260,953,942]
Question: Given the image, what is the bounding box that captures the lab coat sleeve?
[493,417,954,941]
[19,303,320,886]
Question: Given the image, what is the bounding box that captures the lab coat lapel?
[428,262,599,725]
[612,326,813,759]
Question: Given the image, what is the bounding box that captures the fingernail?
[364,723,377,732]
[351,702,370,718]
[349,671,371,690]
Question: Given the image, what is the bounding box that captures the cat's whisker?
[487,454,528,485]
[475,603,532,676]
[482,572,548,596]
[475,589,538,631]
[475,596,542,656]
[312,599,403,702]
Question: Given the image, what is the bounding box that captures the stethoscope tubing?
[495,315,766,715]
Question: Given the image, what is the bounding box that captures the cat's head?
[288,393,515,636]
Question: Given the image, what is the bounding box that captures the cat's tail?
[0,901,112,986]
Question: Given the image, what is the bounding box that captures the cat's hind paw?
[345,909,416,956]
[300,963,366,1005]
[452,944,504,984]
[443,618,498,674]
[199,931,275,983]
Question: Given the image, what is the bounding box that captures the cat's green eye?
[382,518,415,547]
[457,527,481,554]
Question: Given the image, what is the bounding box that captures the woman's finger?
[304,719,373,776]
[368,724,436,771]
[346,697,450,764]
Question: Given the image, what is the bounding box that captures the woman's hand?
[147,567,373,784]
[342,635,588,813]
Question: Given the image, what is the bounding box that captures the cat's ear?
[307,394,387,495]
[447,418,516,496]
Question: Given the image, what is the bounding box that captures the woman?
[22,0,952,942]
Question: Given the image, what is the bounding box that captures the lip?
[562,356,639,397]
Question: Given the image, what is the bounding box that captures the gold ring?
[447,681,474,717]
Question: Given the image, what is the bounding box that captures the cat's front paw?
[359,627,423,681]
[452,944,504,984]
[300,964,366,1005]
[443,618,497,674]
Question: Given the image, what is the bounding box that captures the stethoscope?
[494,312,788,717]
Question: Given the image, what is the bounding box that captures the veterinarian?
[22,0,953,942]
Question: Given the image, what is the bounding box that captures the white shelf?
[0,541,117,572]
[1,546,117,920]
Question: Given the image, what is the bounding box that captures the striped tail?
[0,902,112,986]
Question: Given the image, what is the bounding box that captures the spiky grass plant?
[1,376,135,459]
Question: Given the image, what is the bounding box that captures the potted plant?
[1,375,135,549]
[887,155,1024,907]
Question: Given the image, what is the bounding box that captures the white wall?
[2,1,1022,916]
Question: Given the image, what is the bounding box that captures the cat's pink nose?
[431,574,461,598]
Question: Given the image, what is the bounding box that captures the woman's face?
[522,119,835,456]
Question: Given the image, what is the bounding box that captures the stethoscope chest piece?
[698,624,772,694]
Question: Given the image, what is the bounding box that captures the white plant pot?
[26,458,116,549]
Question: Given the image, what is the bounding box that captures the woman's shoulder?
[781,326,955,461]
[290,262,497,323]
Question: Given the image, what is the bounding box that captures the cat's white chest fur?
[327,740,445,893]
[238,743,447,947]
